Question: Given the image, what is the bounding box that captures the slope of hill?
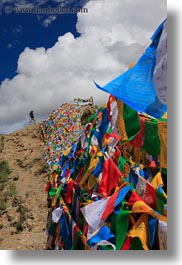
[0,103,99,250]
[0,124,48,250]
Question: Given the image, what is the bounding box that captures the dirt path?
[0,124,48,250]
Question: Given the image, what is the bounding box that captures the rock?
[12,196,22,207]
[13,175,19,181]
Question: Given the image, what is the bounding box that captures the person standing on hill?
[89,96,93,105]
[29,110,36,125]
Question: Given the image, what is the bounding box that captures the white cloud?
[42,15,57,27]
[0,0,166,133]
[0,0,89,8]
[0,0,45,8]
[7,43,13,48]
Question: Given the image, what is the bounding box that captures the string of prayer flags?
[42,94,167,250]
[40,26,167,249]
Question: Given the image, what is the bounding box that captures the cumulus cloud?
[0,0,166,133]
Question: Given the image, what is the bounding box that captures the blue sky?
[0,0,87,83]
[0,0,166,134]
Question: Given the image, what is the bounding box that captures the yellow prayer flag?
[128,213,149,250]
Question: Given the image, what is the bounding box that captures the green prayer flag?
[123,103,141,140]
[118,156,128,173]
[156,189,167,214]
[56,184,62,199]
[111,202,131,250]
[130,237,144,250]
[143,120,160,156]
[49,187,57,197]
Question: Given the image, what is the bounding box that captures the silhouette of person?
[29,110,36,124]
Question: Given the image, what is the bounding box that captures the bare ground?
[0,124,48,250]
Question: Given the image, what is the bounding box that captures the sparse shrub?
[0,160,11,183]
[35,163,49,176]
[16,205,29,222]
[0,183,6,191]
[15,205,29,232]
[0,173,8,183]
[15,222,24,233]
[16,205,28,215]
[31,133,37,138]
[16,159,24,167]
[3,182,17,198]
[0,135,5,153]
[7,216,14,222]
[0,197,7,211]
[12,196,22,207]
[33,157,41,163]
[13,173,19,181]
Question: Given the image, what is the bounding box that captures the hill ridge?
[0,124,47,250]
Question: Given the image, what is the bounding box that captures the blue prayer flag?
[95,19,167,118]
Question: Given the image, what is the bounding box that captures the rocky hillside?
[0,124,48,250]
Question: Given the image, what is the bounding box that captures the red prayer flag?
[98,158,122,196]
[130,117,145,148]
[101,189,120,220]
[128,191,144,205]
[121,236,132,250]
[45,181,51,192]
[65,179,74,204]
[75,167,84,184]
[144,183,156,209]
